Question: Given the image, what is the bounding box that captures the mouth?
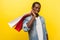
[36,11,39,13]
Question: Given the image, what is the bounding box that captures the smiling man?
[8,2,48,40]
[22,2,48,40]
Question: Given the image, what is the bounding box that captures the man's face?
[32,4,41,14]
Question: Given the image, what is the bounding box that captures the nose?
[36,8,39,10]
[36,8,40,12]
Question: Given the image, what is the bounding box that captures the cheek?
[34,9,38,12]
[33,8,39,13]
[33,8,36,11]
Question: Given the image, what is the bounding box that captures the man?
[22,2,48,40]
[8,2,48,40]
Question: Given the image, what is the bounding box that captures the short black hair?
[32,2,41,8]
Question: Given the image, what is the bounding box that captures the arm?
[22,12,36,32]
[27,16,35,28]
[22,15,35,32]
[41,16,48,40]
[44,20,48,40]
[46,33,48,40]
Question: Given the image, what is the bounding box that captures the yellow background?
[0,0,60,40]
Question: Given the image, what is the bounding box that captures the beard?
[35,13,39,17]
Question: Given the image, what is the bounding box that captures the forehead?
[34,4,40,7]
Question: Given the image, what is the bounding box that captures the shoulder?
[39,16,45,23]
[40,16,45,21]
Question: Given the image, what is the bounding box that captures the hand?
[31,11,36,18]
[33,13,37,18]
